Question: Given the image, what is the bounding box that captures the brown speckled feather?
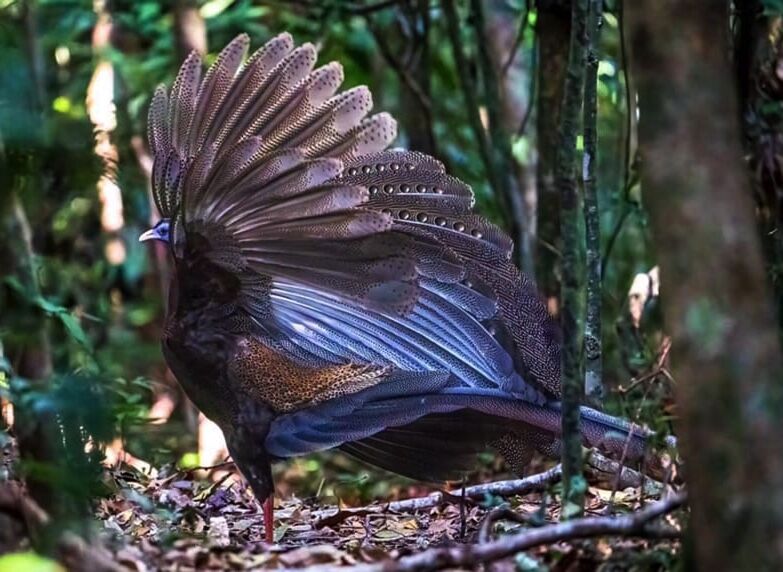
[230,339,389,412]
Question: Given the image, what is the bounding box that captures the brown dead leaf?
[208,516,230,547]
[279,544,356,567]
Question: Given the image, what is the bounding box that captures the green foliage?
[514,553,549,572]
[0,552,64,572]
[4,276,92,350]
[559,474,588,521]
[12,372,116,490]
[762,0,783,15]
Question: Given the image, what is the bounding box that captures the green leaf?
[200,0,236,19]
[34,295,64,315]
[178,452,200,469]
[3,276,91,348]
[0,552,64,572]
[561,500,583,520]
[515,553,549,572]
[273,523,289,543]
[58,313,91,349]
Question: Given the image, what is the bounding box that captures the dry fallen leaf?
[208,516,230,547]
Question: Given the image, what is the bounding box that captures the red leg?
[263,495,274,543]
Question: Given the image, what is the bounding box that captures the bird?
[140,33,658,543]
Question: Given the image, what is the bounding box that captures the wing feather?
[149,34,560,417]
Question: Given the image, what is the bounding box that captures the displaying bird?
[140,34,656,543]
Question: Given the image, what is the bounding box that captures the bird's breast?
[161,325,240,426]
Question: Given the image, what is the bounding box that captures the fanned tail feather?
[267,373,657,481]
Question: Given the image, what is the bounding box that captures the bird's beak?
[139,228,157,242]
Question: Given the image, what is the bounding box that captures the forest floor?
[0,431,685,572]
[97,466,683,571]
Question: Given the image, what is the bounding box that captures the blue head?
[139,219,171,243]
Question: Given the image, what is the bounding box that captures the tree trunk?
[555,0,589,519]
[441,0,514,234]
[735,2,783,330]
[627,2,783,568]
[87,0,126,266]
[481,0,536,278]
[368,1,438,158]
[400,0,437,156]
[536,0,571,310]
[582,0,603,403]
[174,0,206,60]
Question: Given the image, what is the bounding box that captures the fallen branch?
[585,449,663,493]
[477,506,534,544]
[59,532,125,572]
[390,464,562,510]
[350,492,686,572]
[0,481,49,526]
[313,465,562,527]
[312,456,674,529]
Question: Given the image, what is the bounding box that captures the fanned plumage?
[146,34,661,517]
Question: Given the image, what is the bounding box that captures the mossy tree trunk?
[582,0,603,403]
[555,0,589,519]
[628,2,783,568]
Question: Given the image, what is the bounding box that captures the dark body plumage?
[143,34,652,516]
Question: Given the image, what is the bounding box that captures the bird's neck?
[165,253,246,334]
[162,273,246,425]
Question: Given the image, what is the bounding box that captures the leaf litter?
[0,434,682,570]
[90,457,682,571]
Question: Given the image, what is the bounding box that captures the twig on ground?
[313,457,672,530]
[312,465,563,527]
[59,532,125,572]
[199,470,236,501]
[347,492,686,572]
[610,337,677,508]
[585,450,662,493]
[181,459,234,474]
[477,507,533,544]
[609,418,647,507]
[459,476,467,539]
[382,465,561,511]
[362,514,373,546]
